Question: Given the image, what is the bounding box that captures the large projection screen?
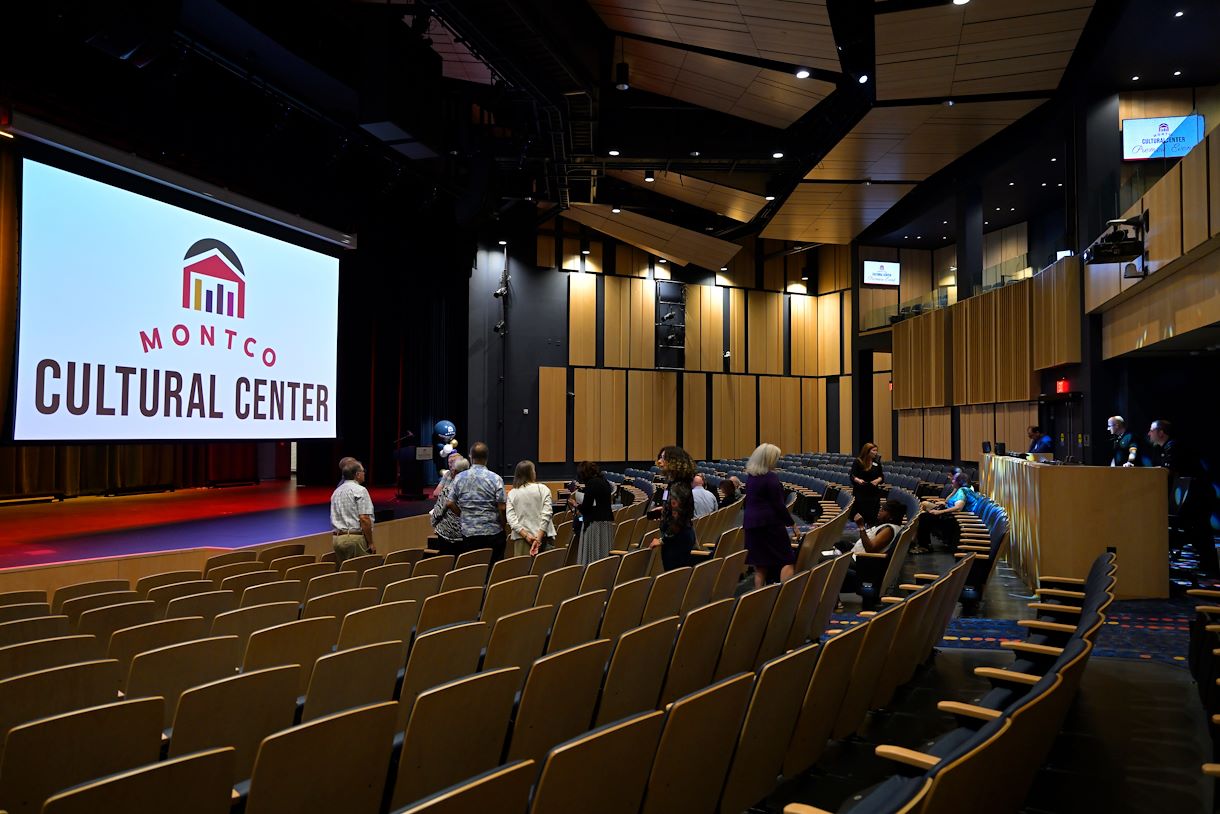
[14,159,340,441]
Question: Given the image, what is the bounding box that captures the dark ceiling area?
[1,0,1217,260]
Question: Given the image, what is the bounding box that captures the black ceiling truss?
[611,30,844,85]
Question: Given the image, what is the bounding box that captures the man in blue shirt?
[448,441,507,558]
[1027,425,1053,454]
[691,474,719,518]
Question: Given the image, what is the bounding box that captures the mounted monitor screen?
[13,159,340,441]
[862,260,900,286]
[1121,114,1204,160]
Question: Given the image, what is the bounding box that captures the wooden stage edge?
[0,513,435,595]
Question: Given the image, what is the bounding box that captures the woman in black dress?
[649,446,697,570]
[850,442,885,525]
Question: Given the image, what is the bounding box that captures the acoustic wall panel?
[568,273,597,367]
[627,370,677,461]
[839,375,854,453]
[712,374,757,459]
[728,288,746,373]
[747,291,783,375]
[758,376,801,454]
[684,373,708,460]
[573,368,625,461]
[789,294,818,377]
[801,378,825,453]
[537,367,568,462]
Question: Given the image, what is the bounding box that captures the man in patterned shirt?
[447,441,507,558]
[331,458,375,564]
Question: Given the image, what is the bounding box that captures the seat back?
[615,548,653,586]
[0,616,71,649]
[831,602,907,739]
[548,590,608,654]
[256,544,306,565]
[384,548,426,567]
[455,548,494,569]
[390,761,535,814]
[337,600,417,663]
[600,577,653,641]
[218,571,280,597]
[127,635,241,728]
[302,587,378,621]
[753,571,810,668]
[76,601,155,644]
[165,591,238,624]
[0,697,162,814]
[301,640,402,722]
[719,643,820,814]
[439,563,489,593]
[713,584,780,681]
[413,555,456,579]
[783,618,870,777]
[611,519,637,553]
[209,602,299,655]
[506,638,612,765]
[660,597,735,705]
[530,547,568,577]
[243,702,397,814]
[383,574,442,607]
[206,561,266,588]
[578,556,621,594]
[0,660,122,765]
[552,521,575,552]
[808,554,852,640]
[241,617,339,696]
[203,550,259,576]
[595,616,679,726]
[871,583,940,709]
[642,567,691,624]
[711,550,749,601]
[167,665,299,781]
[397,621,487,729]
[391,667,521,809]
[640,673,755,814]
[147,581,214,618]
[40,747,235,814]
[50,580,131,616]
[531,710,666,814]
[358,563,413,600]
[61,592,139,626]
[302,571,359,605]
[484,606,553,692]
[134,571,201,599]
[417,586,484,634]
[877,516,919,599]
[269,555,315,577]
[481,575,540,631]
[786,558,832,650]
[283,562,335,588]
[107,617,207,692]
[488,556,532,586]
[680,558,721,617]
[534,565,583,610]
[338,554,384,579]
[0,636,102,682]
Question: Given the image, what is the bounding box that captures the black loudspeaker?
[982,441,992,454]
[995,442,1007,455]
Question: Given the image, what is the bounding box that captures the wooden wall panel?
[573,368,596,461]
[718,236,756,289]
[1211,134,1220,239]
[818,244,851,293]
[924,407,951,460]
[899,248,933,304]
[700,285,724,373]
[842,291,853,374]
[859,286,898,331]
[563,238,603,273]
[995,280,1036,402]
[789,294,818,376]
[1033,257,1082,371]
[712,374,757,459]
[839,375,853,454]
[758,377,801,454]
[568,273,597,367]
[684,373,707,461]
[762,243,787,291]
[1182,137,1209,253]
[627,371,676,461]
[874,352,892,372]
[871,372,893,461]
[965,291,997,404]
[897,410,923,458]
[537,367,567,462]
[615,243,651,278]
[1144,163,1182,276]
[925,308,951,407]
[958,404,995,464]
[537,233,556,268]
[631,278,656,369]
[891,318,911,410]
[573,368,625,461]
[728,288,746,373]
[599,369,626,461]
[817,292,841,376]
[603,276,630,368]
[996,402,1038,452]
[801,378,825,453]
[1102,245,1220,358]
[747,291,783,375]
[685,283,703,372]
[950,301,969,405]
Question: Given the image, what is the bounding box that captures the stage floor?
[0,480,424,569]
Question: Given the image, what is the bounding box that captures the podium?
[394,446,431,500]
[981,455,1168,599]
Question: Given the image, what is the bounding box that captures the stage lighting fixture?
[615,62,630,91]
[493,320,507,335]
[662,311,676,321]
[493,286,508,298]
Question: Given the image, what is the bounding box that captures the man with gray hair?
[331,458,375,563]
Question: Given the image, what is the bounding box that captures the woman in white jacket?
[506,460,556,557]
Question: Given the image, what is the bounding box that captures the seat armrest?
[1002,641,1064,657]
[784,805,833,814]
[874,745,939,771]
[975,666,1040,685]
[1035,588,1086,599]
[858,611,877,617]
[1018,619,1076,633]
[958,545,990,552]
[1196,606,1220,614]
[937,701,1002,721]
[1204,764,1220,779]
[1188,589,1220,599]
[955,553,989,560]
[1039,575,1085,585]
[1028,602,1081,615]
[856,552,887,559]
[914,573,940,582]
[899,584,923,592]
[881,597,904,604]
[689,549,711,558]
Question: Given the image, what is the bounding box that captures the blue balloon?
[434,420,456,440]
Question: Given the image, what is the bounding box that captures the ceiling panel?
[623,39,834,129]
[804,99,1044,182]
[593,0,840,71]
[874,0,1094,101]
[761,183,916,244]
[564,204,744,269]
[607,169,767,222]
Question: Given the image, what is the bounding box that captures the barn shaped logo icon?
[182,239,246,318]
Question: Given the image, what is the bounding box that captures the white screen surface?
[863,260,900,286]
[14,159,339,440]
[1122,114,1204,160]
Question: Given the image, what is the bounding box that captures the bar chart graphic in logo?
[182,239,246,318]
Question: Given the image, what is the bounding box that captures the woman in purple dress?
[742,443,798,587]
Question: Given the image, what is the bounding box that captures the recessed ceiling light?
[942,236,947,239]
[608,149,620,156]
[858,75,869,84]
[765,195,776,201]
[497,240,507,246]
[795,68,811,79]
[995,207,1001,211]
[690,150,700,157]
[1174,70,1182,76]
[1051,157,1057,162]
[985,221,989,225]
[1041,182,1047,186]
[644,170,655,182]
[1175,10,1184,17]
[1131,75,1140,81]
[772,151,785,159]
[1008,181,1015,186]
[581,248,591,255]
[904,235,909,239]
[611,207,621,213]
[953,0,970,5]
[916,235,922,239]
[657,258,666,264]
[1010,207,1015,211]
[943,220,948,224]
[720,267,728,272]
[1057,183,1063,187]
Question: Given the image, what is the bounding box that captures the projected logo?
[1158,122,1170,134]
[182,239,246,319]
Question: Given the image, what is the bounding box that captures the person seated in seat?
[914,472,973,553]
[691,473,719,518]
[1027,425,1053,454]
[841,499,907,606]
[717,478,739,508]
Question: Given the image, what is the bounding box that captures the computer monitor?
[981,441,992,455]
[995,442,1007,456]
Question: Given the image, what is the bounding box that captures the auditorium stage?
[0,480,426,569]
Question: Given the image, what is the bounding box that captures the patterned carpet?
[827,598,1193,668]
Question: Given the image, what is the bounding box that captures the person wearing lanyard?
[330,458,375,564]
[1107,416,1138,467]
